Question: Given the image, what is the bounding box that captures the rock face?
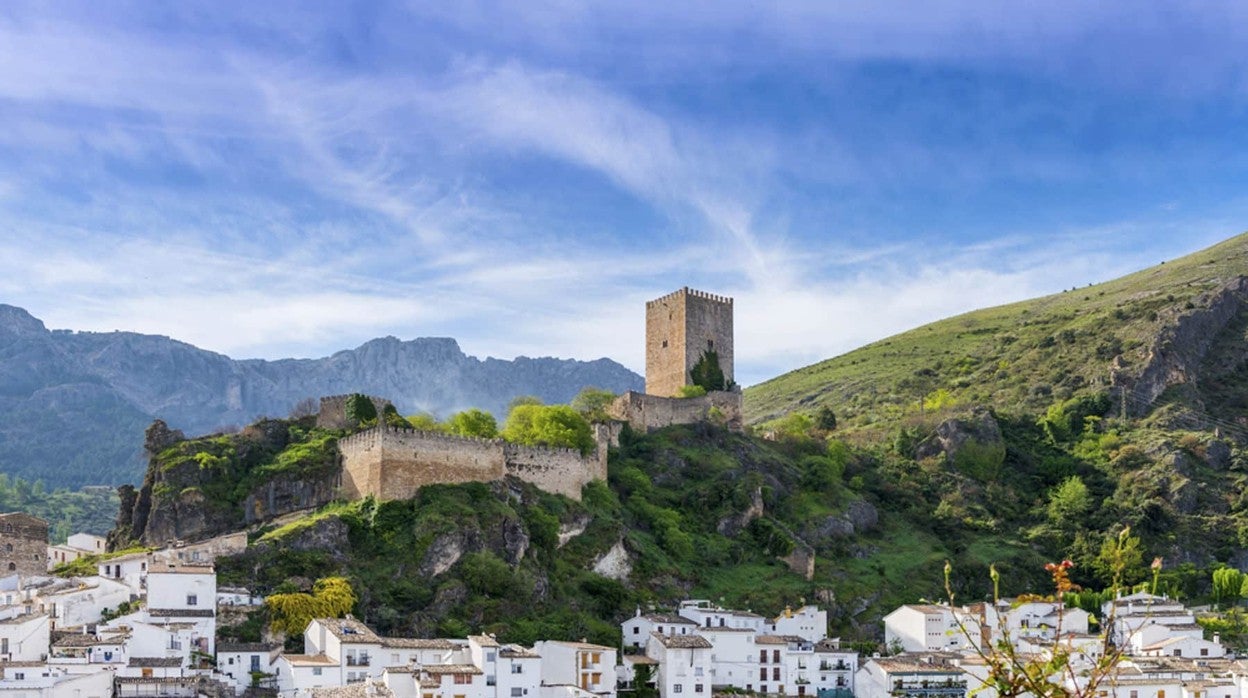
[0,304,643,488]
[109,418,340,548]
[916,407,1006,480]
[1116,276,1248,415]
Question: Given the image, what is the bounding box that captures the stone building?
[0,512,49,577]
[645,287,734,397]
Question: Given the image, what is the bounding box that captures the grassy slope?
[745,232,1248,430]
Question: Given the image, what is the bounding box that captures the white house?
[768,607,828,644]
[0,663,113,697]
[812,639,857,696]
[645,632,713,698]
[144,562,216,657]
[0,612,48,662]
[883,605,971,653]
[497,644,542,698]
[533,641,616,698]
[419,663,488,698]
[274,652,340,694]
[32,576,131,629]
[678,600,766,632]
[622,611,699,650]
[1140,636,1227,660]
[695,627,756,690]
[854,655,968,698]
[217,642,282,693]
[97,552,150,593]
[48,632,127,669]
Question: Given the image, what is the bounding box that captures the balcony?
[346,655,372,667]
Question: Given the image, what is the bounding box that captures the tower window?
[707,340,713,349]
[662,340,667,348]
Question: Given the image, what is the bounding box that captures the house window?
[512,690,524,697]
[659,626,664,633]
[512,665,523,674]
[1201,648,1209,656]
[454,674,473,684]
[760,669,767,681]
[696,685,704,693]
[251,655,261,671]
[773,668,780,681]
[1173,649,1181,657]
[313,668,322,676]
[13,673,24,680]
[675,685,683,693]
[634,627,639,634]
[1130,691,1138,698]
[773,650,780,663]
[799,687,806,696]
[187,594,198,606]
[1158,691,1166,698]
[760,651,768,664]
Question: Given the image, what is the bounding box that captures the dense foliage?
[0,473,117,542]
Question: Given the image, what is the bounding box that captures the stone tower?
[645,287,734,397]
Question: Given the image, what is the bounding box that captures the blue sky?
[2,2,1247,385]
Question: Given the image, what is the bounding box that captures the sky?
[2,2,1248,386]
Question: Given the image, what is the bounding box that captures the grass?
[745,232,1248,429]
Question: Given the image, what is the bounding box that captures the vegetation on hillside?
[0,473,117,542]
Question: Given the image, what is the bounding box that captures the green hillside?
[746,232,1248,435]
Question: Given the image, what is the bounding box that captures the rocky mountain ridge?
[0,305,641,488]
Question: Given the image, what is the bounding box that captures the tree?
[344,394,378,425]
[406,413,445,432]
[1047,476,1092,528]
[571,387,617,422]
[507,395,544,414]
[1213,567,1246,609]
[266,576,357,636]
[689,350,726,392]
[1093,527,1145,587]
[632,661,659,698]
[447,409,499,439]
[502,405,595,454]
[289,397,319,419]
[815,406,837,431]
[382,404,412,429]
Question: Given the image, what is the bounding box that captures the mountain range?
[0,305,641,488]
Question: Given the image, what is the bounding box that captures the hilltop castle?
[327,287,741,503]
[608,287,744,431]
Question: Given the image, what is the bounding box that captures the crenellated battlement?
[645,286,734,308]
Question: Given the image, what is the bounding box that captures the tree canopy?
[502,404,595,454]
[447,409,499,439]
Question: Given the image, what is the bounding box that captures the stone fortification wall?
[316,394,393,430]
[607,390,743,432]
[504,442,605,501]
[1,512,49,577]
[644,288,734,396]
[337,424,609,502]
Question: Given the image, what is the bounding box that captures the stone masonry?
[645,287,734,397]
[607,389,743,432]
[1,512,49,577]
[336,424,610,502]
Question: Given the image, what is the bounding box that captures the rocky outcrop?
[0,304,643,488]
[915,407,1006,479]
[110,419,339,548]
[804,499,879,546]
[716,486,764,536]
[591,540,632,581]
[1115,276,1248,415]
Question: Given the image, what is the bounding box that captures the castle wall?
[375,428,506,501]
[607,390,743,432]
[504,444,600,500]
[645,288,733,396]
[337,428,386,500]
[337,424,610,503]
[316,394,393,430]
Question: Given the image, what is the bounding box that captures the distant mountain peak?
[0,304,48,339]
